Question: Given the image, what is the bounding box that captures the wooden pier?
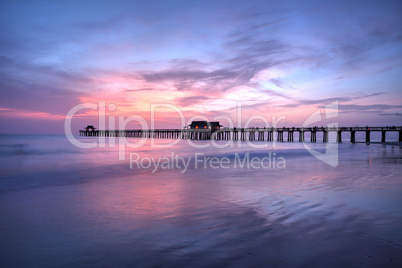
[80,126,402,143]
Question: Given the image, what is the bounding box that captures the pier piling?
[366,130,371,143]
[381,130,386,143]
[337,130,342,143]
[351,130,356,143]
[311,131,316,142]
[299,131,304,142]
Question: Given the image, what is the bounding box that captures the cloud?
[339,104,402,111]
[0,108,65,120]
[269,78,283,88]
[279,93,385,108]
[175,96,211,107]
[0,56,90,116]
[0,79,85,116]
[141,62,283,92]
[378,113,402,116]
[142,69,238,84]
[261,89,292,100]
[124,88,154,92]
[0,56,92,87]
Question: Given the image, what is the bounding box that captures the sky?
[0,0,401,134]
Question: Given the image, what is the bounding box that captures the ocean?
[0,134,401,267]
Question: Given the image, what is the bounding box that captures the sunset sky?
[0,0,401,134]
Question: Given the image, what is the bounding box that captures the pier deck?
[79,126,402,143]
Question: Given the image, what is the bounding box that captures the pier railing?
[79,126,402,143]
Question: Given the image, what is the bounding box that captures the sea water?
[0,134,401,267]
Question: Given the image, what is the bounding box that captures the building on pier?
[187,121,222,131]
[85,125,96,131]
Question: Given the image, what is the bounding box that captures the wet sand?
[0,136,401,267]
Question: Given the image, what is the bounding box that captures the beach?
[0,135,401,267]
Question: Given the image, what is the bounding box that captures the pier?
[80,125,402,143]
